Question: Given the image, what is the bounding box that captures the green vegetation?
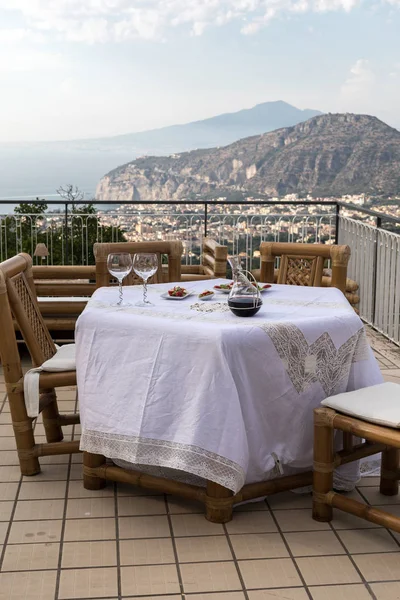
[0,196,126,265]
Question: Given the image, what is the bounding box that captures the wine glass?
[107,253,133,307]
[132,253,158,307]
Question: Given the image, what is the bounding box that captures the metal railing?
[0,200,338,268]
[1,198,400,344]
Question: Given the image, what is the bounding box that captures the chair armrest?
[39,371,77,389]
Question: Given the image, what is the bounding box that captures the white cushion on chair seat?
[24,344,76,418]
[42,343,76,372]
[38,297,89,303]
[321,382,400,428]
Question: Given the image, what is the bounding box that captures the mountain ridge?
[96,113,400,200]
[100,100,322,151]
[0,100,322,199]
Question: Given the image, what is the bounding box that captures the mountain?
[0,101,321,200]
[101,101,322,154]
[96,113,400,201]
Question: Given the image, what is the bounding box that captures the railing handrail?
[0,199,338,205]
[1,198,399,226]
[2,197,400,345]
[337,201,400,226]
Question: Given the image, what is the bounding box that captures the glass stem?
[118,279,123,306]
[143,278,149,304]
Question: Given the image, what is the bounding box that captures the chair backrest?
[202,239,228,278]
[0,254,57,373]
[259,242,351,293]
[94,241,183,289]
[33,265,96,298]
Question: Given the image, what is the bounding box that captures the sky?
[0,0,399,142]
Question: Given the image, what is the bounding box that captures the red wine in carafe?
[228,296,262,317]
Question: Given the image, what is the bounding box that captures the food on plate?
[168,286,188,297]
[214,282,233,290]
[199,290,214,298]
[251,283,272,291]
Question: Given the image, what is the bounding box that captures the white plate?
[253,284,273,293]
[213,285,232,294]
[161,291,194,300]
[198,292,215,301]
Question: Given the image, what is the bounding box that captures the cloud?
[339,59,400,124]
[59,77,76,93]
[0,49,65,72]
[341,59,375,99]
[0,28,45,43]
[0,0,398,43]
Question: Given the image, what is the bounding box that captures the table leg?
[205,481,233,523]
[380,448,399,496]
[83,451,107,490]
[312,408,334,522]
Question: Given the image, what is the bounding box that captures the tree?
[0,199,50,260]
[56,184,85,207]
[0,190,126,265]
[68,203,126,265]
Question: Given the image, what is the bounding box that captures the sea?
[0,141,138,214]
[0,193,119,214]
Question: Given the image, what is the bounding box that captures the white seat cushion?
[24,344,76,418]
[42,343,76,372]
[38,297,89,303]
[321,382,400,428]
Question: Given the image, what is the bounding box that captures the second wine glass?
[132,253,158,307]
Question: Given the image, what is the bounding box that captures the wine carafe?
[227,256,262,317]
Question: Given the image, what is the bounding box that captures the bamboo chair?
[33,264,95,333]
[94,241,183,288]
[259,242,351,294]
[181,238,228,281]
[313,382,400,533]
[0,254,80,476]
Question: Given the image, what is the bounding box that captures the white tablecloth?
[75,279,383,493]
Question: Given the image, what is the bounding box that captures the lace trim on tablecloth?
[80,429,246,493]
[259,323,369,396]
[114,460,360,493]
[87,297,352,323]
[87,299,235,323]
[113,460,207,487]
[264,298,351,310]
[190,302,230,313]
[360,456,382,476]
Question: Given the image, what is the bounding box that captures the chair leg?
[313,408,334,522]
[41,390,64,443]
[9,390,40,476]
[380,448,399,496]
[83,451,107,490]
[205,481,233,523]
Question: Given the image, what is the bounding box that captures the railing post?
[372,215,382,326]
[204,203,208,239]
[64,203,69,266]
[335,203,340,245]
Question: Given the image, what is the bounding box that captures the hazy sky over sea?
[0,0,399,142]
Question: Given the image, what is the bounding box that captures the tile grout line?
[328,514,377,599]
[0,379,24,571]
[0,471,23,572]
[266,497,313,600]
[53,424,75,600]
[1,551,400,571]
[164,494,185,600]
[356,486,400,550]
[223,510,254,600]
[1,539,399,560]
[114,482,122,600]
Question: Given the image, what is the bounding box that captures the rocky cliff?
[96,114,400,200]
